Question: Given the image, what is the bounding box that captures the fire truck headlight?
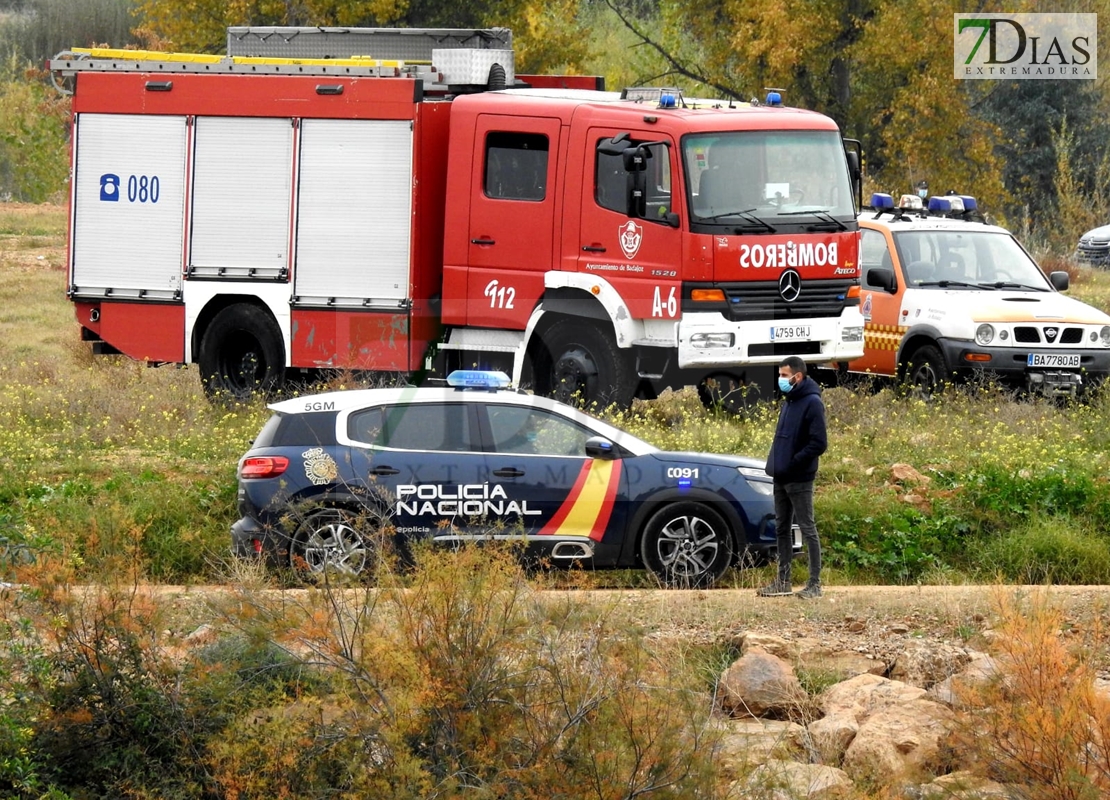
[842,326,864,342]
[691,332,734,349]
[1100,325,1110,346]
[975,324,995,346]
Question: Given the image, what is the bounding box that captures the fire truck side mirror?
[867,267,897,294]
[597,132,632,156]
[846,150,860,181]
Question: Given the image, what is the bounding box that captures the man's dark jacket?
[765,375,827,483]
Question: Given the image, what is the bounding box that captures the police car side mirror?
[1049,271,1069,291]
[585,436,618,460]
[867,267,897,294]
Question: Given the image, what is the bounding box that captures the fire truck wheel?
[903,344,947,400]
[535,319,634,409]
[640,501,733,588]
[199,304,285,400]
[291,507,377,577]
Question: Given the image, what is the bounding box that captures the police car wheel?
[291,508,376,576]
[640,502,733,589]
[535,319,634,409]
[199,303,285,401]
[903,345,947,400]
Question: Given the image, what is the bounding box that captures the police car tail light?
[241,456,289,479]
[870,193,894,210]
[975,323,995,345]
[446,369,512,389]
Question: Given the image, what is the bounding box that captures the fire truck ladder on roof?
[47,47,446,95]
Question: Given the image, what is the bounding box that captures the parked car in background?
[841,193,1110,398]
[232,370,801,587]
[1077,223,1110,268]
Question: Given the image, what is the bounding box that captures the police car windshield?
[684,130,855,223]
[892,229,1052,291]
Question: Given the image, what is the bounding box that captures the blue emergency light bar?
[446,370,512,389]
[871,192,895,209]
[765,91,782,106]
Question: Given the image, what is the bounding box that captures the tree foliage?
[134,0,590,72]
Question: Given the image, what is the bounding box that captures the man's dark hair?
[779,356,807,375]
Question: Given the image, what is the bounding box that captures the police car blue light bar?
[958,195,978,211]
[446,370,512,389]
[927,196,952,213]
[765,91,782,106]
[871,192,894,209]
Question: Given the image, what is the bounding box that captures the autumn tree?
[134,0,590,73]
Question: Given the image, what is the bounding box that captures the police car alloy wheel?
[639,501,734,588]
[292,507,378,575]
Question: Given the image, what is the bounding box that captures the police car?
[847,193,1110,396]
[232,371,799,587]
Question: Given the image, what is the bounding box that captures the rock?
[915,770,1010,798]
[718,648,807,718]
[184,623,218,645]
[841,701,954,781]
[713,719,806,779]
[806,713,858,764]
[847,620,866,633]
[890,640,972,689]
[929,654,1000,707]
[743,759,854,799]
[742,632,801,661]
[891,463,931,486]
[817,673,955,781]
[889,623,910,634]
[821,673,927,718]
[800,651,886,681]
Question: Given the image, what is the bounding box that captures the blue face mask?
[778,376,794,393]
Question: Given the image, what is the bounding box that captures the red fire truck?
[50,27,865,407]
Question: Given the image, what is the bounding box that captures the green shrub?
[0,58,69,202]
[979,518,1110,585]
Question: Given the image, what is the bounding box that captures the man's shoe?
[757,581,793,597]
[795,582,823,599]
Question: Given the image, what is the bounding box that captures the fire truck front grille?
[718,279,856,322]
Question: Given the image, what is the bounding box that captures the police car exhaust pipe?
[551,542,594,559]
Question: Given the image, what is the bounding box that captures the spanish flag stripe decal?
[539,459,621,539]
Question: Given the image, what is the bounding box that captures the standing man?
[758,356,827,599]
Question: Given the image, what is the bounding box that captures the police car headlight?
[1100,326,1110,346]
[975,323,994,346]
[843,326,864,342]
[738,466,774,495]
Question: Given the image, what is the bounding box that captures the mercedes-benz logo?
[779,269,801,303]
[1044,326,1059,342]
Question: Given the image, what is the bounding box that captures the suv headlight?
[738,466,773,495]
[1101,325,1110,346]
[975,323,994,346]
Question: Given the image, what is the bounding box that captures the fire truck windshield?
[684,130,854,226]
[892,230,1053,291]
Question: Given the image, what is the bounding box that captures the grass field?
[2,202,1110,586]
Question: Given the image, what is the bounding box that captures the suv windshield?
[892,229,1052,291]
[684,130,854,225]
